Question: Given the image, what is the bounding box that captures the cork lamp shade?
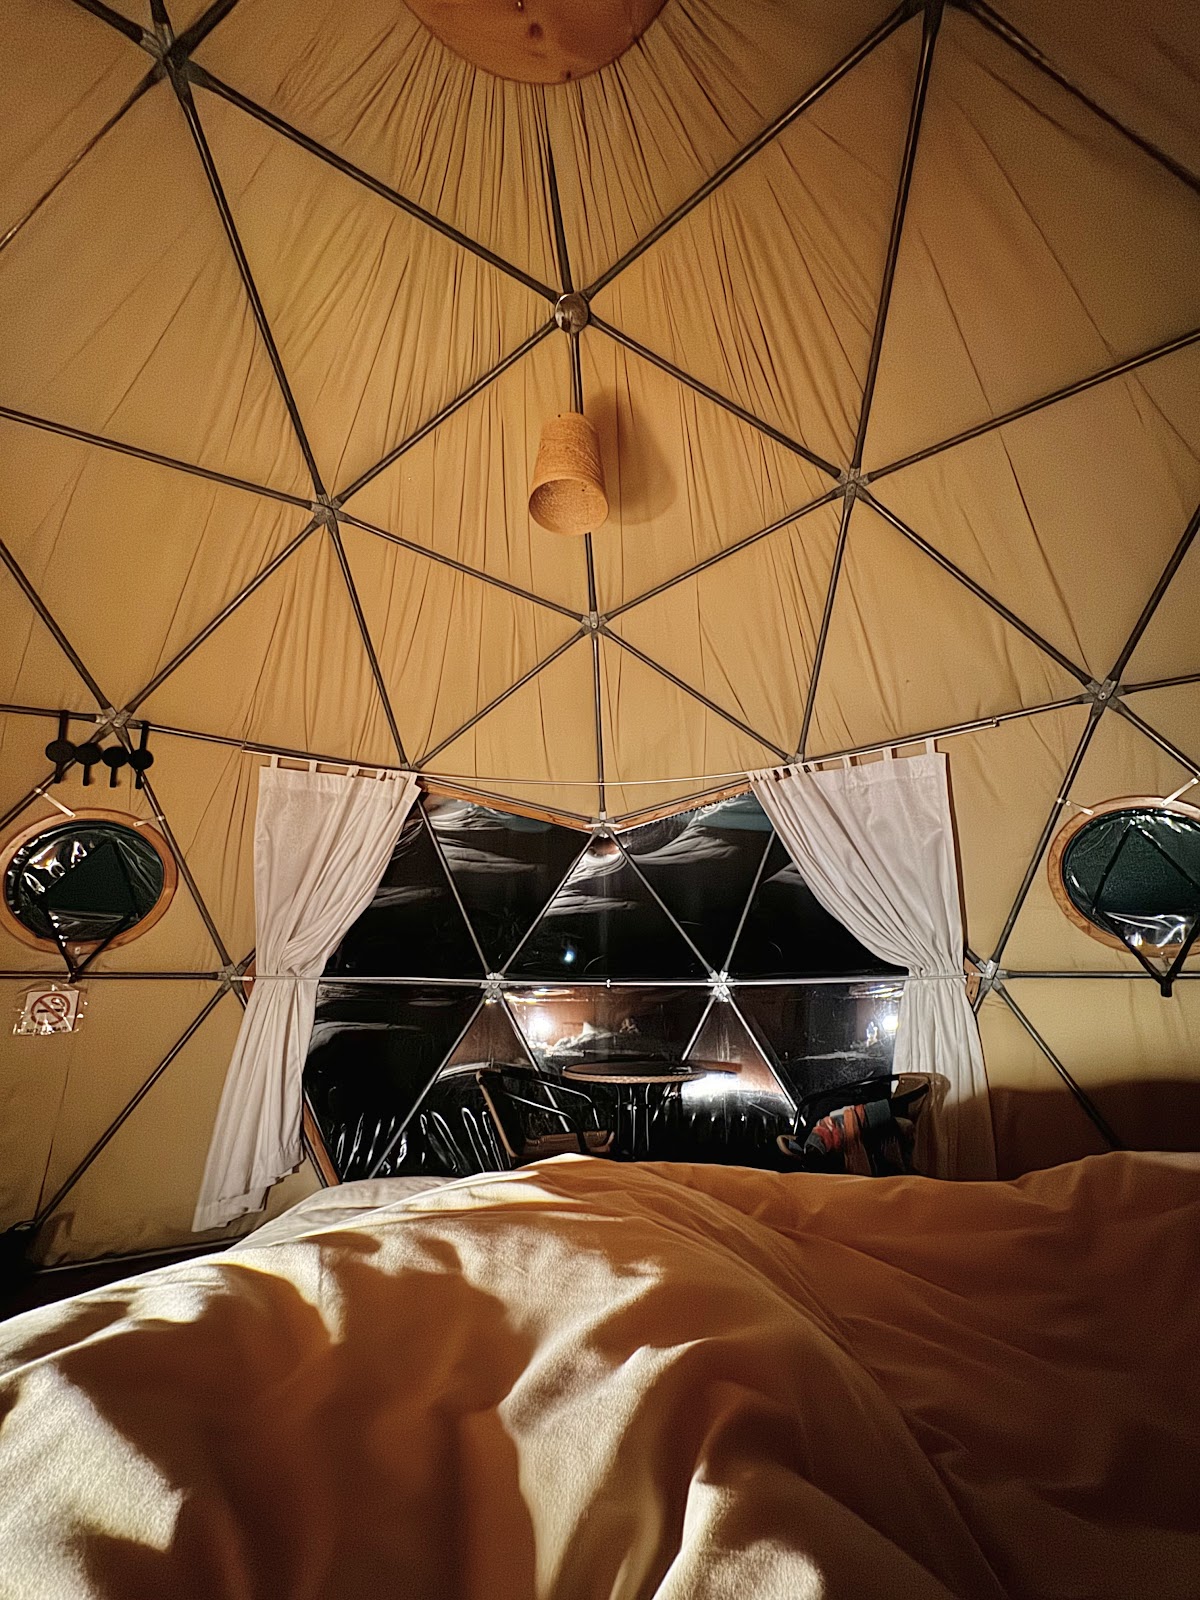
[528,412,608,536]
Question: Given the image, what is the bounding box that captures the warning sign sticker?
[14,985,84,1036]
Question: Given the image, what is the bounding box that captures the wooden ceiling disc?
[404,0,669,84]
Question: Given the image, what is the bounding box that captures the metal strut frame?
[0,0,1195,1244]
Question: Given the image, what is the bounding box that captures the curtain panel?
[750,751,995,1180]
[194,763,420,1230]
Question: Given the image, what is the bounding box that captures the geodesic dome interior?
[2,0,1199,1262]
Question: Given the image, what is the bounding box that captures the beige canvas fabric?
[1,0,1198,1259]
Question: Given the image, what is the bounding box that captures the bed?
[2,1152,1198,1598]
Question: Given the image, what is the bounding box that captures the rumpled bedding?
[2,1152,1198,1599]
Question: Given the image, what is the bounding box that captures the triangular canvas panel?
[990,0,1200,182]
[105,0,211,33]
[0,0,149,248]
[0,416,314,710]
[425,793,586,971]
[1125,536,1200,687]
[139,734,262,965]
[592,19,921,467]
[197,85,548,494]
[609,501,840,758]
[0,81,310,496]
[620,793,773,973]
[807,500,1081,757]
[580,330,832,613]
[1122,684,1200,773]
[598,636,784,823]
[545,0,906,287]
[28,979,219,1236]
[869,341,1200,679]
[943,704,1093,962]
[1008,977,1200,1155]
[38,987,317,1262]
[0,711,72,821]
[138,528,398,766]
[0,977,216,1245]
[0,979,74,1224]
[339,522,582,764]
[328,807,484,980]
[195,0,559,287]
[424,637,599,824]
[0,561,98,729]
[345,334,589,612]
[1003,708,1199,972]
[976,990,1110,1179]
[863,7,1200,470]
[505,832,707,979]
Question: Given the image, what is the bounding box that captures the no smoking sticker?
[14,985,84,1036]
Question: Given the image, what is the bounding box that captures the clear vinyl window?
[1050,798,1200,992]
[1,812,174,957]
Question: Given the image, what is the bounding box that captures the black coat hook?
[44,712,75,783]
[74,742,103,786]
[127,723,155,790]
[101,746,128,788]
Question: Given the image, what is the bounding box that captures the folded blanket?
[2,1152,1197,1599]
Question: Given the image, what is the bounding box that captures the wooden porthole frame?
[0,808,178,956]
[1047,794,1200,955]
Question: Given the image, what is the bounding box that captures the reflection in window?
[621,794,772,970]
[426,796,585,970]
[4,818,166,948]
[305,790,910,1181]
[305,982,482,1178]
[505,835,707,980]
[325,810,482,979]
[506,985,709,1072]
[737,982,903,1104]
[732,837,901,978]
[1055,802,1200,994]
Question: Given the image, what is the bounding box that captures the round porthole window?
[1048,797,1200,991]
[0,810,176,954]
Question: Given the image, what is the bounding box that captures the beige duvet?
[2,1152,1198,1599]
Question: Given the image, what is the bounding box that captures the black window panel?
[5,820,163,943]
[685,999,791,1105]
[425,795,586,969]
[1062,808,1200,951]
[738,982,903,1105]
[672,1000,794,1166]
[731,837,901,978]
[505,834,707,980]
[440,996,532,1072]
[324,810,482,978]
[390,1071,510,1179]
[620,794,773,970]
[303,981,481,1178]
[506,984,709,1072]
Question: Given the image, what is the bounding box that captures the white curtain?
[194,762,420,1230]
[749,749,995,1180]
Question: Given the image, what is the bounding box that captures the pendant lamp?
[529,412,608,536]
